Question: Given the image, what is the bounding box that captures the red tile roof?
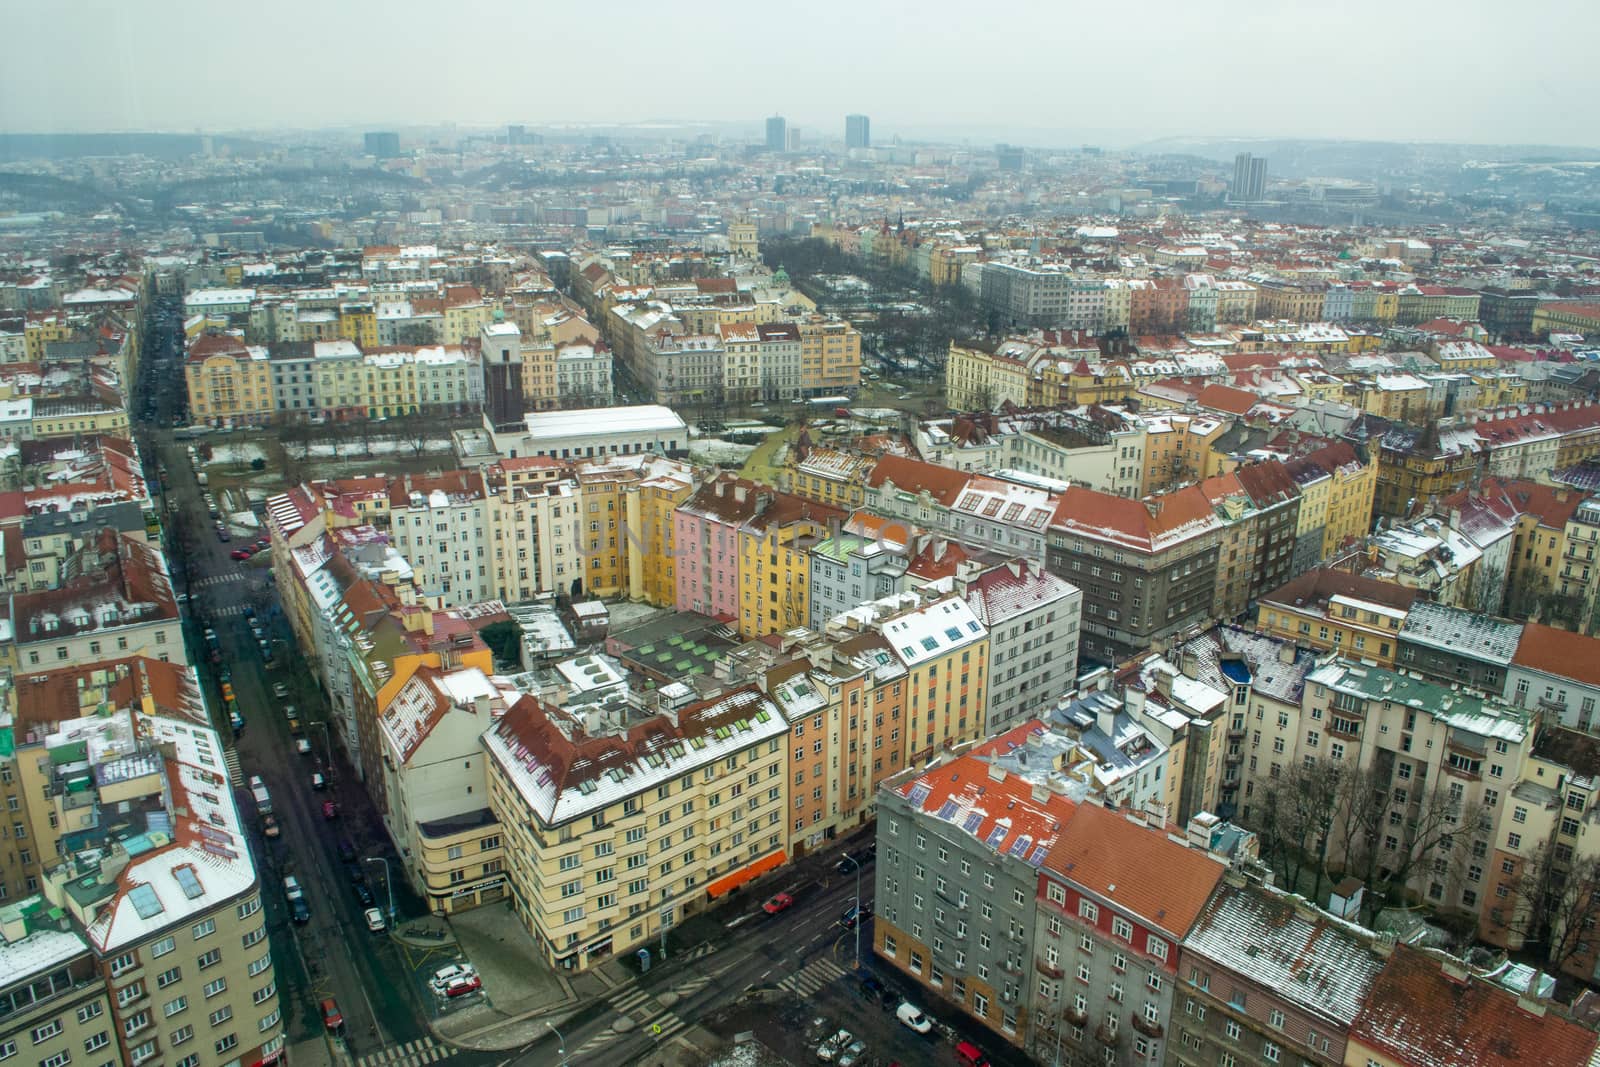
[1042,802,1224,937]
[1512,622,1600,688]
[891,745,1076,861]
[1349,944,1599,1067]
[867,455,971,508]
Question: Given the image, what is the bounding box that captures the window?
[171,1024,194,1046]
[1111,916,1133,941]
[157,967,181,988]
[31,1020,63,1043]
[208,1005,232,1026]
[191,918,216,940]
[110,951,137,976]
[151,936,175,958]
[76,1004,102,1024]
[215,1034,238,1054]
[84,1031,110,1053]
[1270,1008,1285,1029]
[164,996,187,1018]
[197,948,221,970]
[1078,899,1099,923]
[202,978,227,999]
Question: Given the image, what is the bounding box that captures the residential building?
[1345,944,1598,1067]
[954,559,1081,732]
[1174,876,1389,1067]
[482,686,788,972]
[1505,622,1600,732]
[6,531,182,672]
[874,744,1078,1047]
[1254,569,1416,666]
[1046,484,1224,667]
[376,665,508,914]
[184,333,273,427]
[0,911,114,1067]
[1396,602,1521,694]
[1031,802,1225,1066]
[35,711,283,1067]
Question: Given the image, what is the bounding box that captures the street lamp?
[841,853,862,972]
[547,1021,568,1066]
[366,857,396,924]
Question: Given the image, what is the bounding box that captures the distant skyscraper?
[364,131,400,159]
[765,115,787,152]
[1232,152,1268,203]
[786,126,801,152]
[846,114,870,149]
[995,144,1024,172]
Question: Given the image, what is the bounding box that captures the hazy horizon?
[5,0,1599,149]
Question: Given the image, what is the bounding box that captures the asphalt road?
[137,299,441,1061]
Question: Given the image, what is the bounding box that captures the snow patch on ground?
[691,438,759,465]
[206,443,267,466]
[288,437,453,458]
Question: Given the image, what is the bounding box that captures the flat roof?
[521,404,686,443]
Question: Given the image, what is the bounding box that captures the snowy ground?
[287,436,454,458]
[847,407,901,421]
[205,443,268,466]
[691,438,760,465]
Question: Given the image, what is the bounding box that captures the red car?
[762,892,794,915]
[444,974,481,998]
[321,800,338,820]
[230,548,250,561]
[320,997,344,1033]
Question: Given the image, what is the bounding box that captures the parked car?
[443,974,482,998]
[364,907,386,932]
[294,739,312,755]
[343,861,365,884]
[837,1040,868,1067]
[320,998,344,1033]
[354,882,375,907]
[763,892,795,915]
[311,772,326,791]
[321,800,337,819]
[261,814,280,839]
[858,974,886,1001]
[429,963,476,992]
[954,1041,992,1067]
[230,548,250,561]
[895,1002,933,1034]
[338,839,358,863]
[817,1029,853,1062]
[272,682,289,699]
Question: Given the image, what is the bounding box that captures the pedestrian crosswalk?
[213,603,251,618]
[355,1037,449,1067]
[569,982,693,1056]
[194,574,243,589]
[222,748,241,784]
[781,956,847,997]
[608,985,655,1017]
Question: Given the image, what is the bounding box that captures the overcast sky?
[5,0,1597,148]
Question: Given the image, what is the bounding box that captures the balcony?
[1131,1013,1164,1038]
[1095,1021,1122,1046]
[1063,1003,1089,1027]
[1036,958,1064,979]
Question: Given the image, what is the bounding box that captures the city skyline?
[5,0,1600,147]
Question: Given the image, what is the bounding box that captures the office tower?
[1232,152,1268,202]
[787,126,801,152]
[846,114,870,149]
[996,144,1024,172]
[766,115,787,151]
[364,131,400,158]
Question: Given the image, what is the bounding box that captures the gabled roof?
[1050,483,1222,553]
[1349,944,1599,1067]
[867,454,971,507]
[1259,568,1418,615]
[891,745,1075,866]
[1512,622,1600,688]
[1043,802,1224,937]
[1183,880,1387,1027]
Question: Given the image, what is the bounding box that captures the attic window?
[921,637,938,653]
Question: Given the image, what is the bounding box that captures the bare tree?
[1338,773,1486,926]
[1501,846,1600,973]
[1256,759,1345,899]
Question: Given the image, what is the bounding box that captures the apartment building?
[384,471,493,609]
[1254,569,1416,666]
[874,744,1078,1047]
[1046,484,1223,667]
[482,686,788,972]
[183,333,273,427]
[6,531,183,672]
[1031,804,1225,1067]
[1283,440,1375,571]
[1174,876,1389,1067]
[806,530,912,630]
[0,908,116,1067]
[376,665,508,914]
[953,559,1080,732]
[34,712,282,1067]
[1345,944,1598,1067]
